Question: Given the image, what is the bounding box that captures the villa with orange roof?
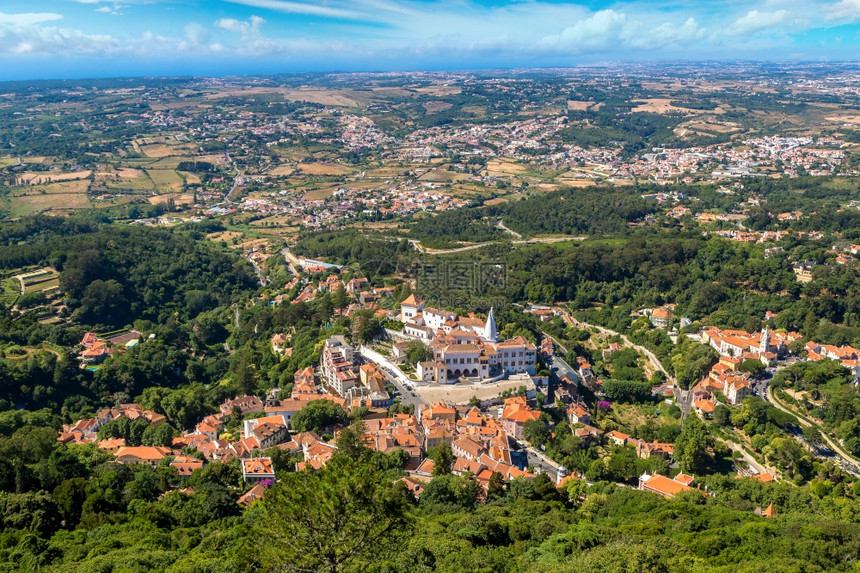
[638,472,695,498]
[501,397,541,440]
[242,458,276,483]
[115,446,173,467]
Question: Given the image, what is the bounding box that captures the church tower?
[759,328,769,355]
[483,307,498,343]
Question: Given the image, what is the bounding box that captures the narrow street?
[524,445,560,481]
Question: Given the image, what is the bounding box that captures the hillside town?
[59,282,860,509]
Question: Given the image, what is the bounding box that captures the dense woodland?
[1,440,860,572]
[295,224,860,351]
[1,167,860,572]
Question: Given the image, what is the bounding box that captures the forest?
[0,217,259,328]
[1,437,859,572]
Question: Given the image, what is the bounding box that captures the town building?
[321,335,359,397]
[242,458,276,483]
[638,473,695,498]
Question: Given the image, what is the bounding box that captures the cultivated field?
[17,180,91,194]
[826,114,860,125]
[302,184,340,200]
[296,162,354,176]
[141,144,182,158]
[485,159,528,177]
[9,193,91,216]
[418,168,470,183]
[413,85,462,96]
[567,100,593,111]
[148,193,193,206]
[283,89,359,108]
[269,165,295,176]
[423,101,453,113]
[146,169,184,192]
[14,170,91,185]
[632,98,724,115]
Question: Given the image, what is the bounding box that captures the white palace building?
[399,295,537,384]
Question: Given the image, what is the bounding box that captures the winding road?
[767,385,860,475]
[561,312,675,384]
[404,235,587,256]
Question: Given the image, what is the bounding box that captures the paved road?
[767,385,860,475]
[673,386,694,419]
[523,445,560,481]
[561,312,675,384]
[545,353,578,383]
[497,219,522,239]
[719,437,776,477]
[359,355,427,412]
[404,235,587,256]
[247,258,267,286]
[541,332,568,355]
[224,153,244,204]
[279,246,302,276]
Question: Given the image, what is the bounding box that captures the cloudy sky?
[0,0,858,79]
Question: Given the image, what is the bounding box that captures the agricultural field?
[148,193,193,206]
[146,169,185,192]
[268,165,295,176]
[301,184,340,200]
[484,159,528,177]
[0,277,20,308]
[12,170,91,186]
[8,193,92,216]
[295,162,355,176]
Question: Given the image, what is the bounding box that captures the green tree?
[739,359,766,377]
[713,404,731,427]
[674,417,712,474]
[141,424,176,447]
[332,285,350,309]
[429,443,455,476]
[292,400,348,434]
[603,379,652,403]
[487,471,506,501]
[259,456,411,572]
[336,420,369,461]
[405,340,434,365]
[522,419,551,447]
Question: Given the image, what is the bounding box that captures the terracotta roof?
[415,458,436,475]
[238,484,267,507]
[401,294,422,307]
[242,458,275,475]
[115,446,172,461]
[641,474,693,497]
[694,400,715,413]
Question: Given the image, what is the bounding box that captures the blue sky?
[0,0,858,79]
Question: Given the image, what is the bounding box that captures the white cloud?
[538,9,704,54]
[0,0,850,67]
[224,0,360,20]
[95,4,128,16]
[828,0,860,20]
[184,22,210,45]
[726,9,792,35]
[0,24,120,55]
[0,11,64,26]
[630,17,704,50]
[557,9,628,51]
[215,15,266,39]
